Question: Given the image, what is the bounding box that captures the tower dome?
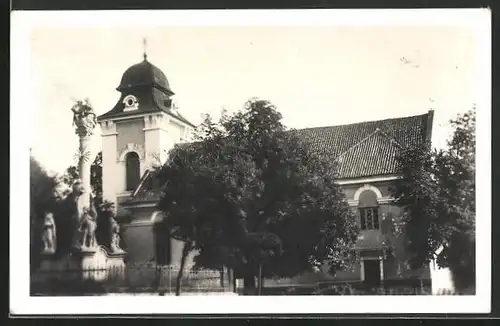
[98,52,194,128]
[117,57,174,96]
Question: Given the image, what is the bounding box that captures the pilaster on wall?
[143,113,171,169]
[100,120,119,210]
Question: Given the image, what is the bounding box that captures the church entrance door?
[363,259,381,287]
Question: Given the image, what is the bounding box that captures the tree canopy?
[31,151,116,260]
[155,98,358,291]
[30,154,60,271]
[60,151,103,208]
[391,108,475,290]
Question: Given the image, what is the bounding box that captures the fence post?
[228,268,235,293]
[258,264,263,296]
[220,266,225,288]
[168,265,172,294]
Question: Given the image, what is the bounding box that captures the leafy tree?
[59,151,118,252]
[156,98,358,295]
[60,151,103,208]
[31,151,115,258]
[391,108,476,291]
[30,153,59,272]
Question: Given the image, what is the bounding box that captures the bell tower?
[97,50,194,215]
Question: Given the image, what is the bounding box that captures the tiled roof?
[126,190,162,204]
[335,129,402,179]
[125,111,433,205]
[294,111,433,179]
[294,112,431,161]
[122,169,162,206]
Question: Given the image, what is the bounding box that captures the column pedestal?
[34,246,126,285]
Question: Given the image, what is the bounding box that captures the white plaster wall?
[168,121,184,144]
[116,163,127,194]
[170,238,196,269]
[101,125,119,209]
[122,220,197,268]
[102,113,191,205]
[144,129,169,168]
[100,113,196,265]
[122,222,155,263]
[430,259,455,294]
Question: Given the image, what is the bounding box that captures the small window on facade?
[358,190,380,230]
[125,152,141,191]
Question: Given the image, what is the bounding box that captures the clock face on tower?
[123,95,138,111]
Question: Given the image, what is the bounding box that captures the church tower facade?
[97,53,195,216]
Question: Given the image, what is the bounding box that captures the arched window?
[125,152,141,191]
[358,190,380,230]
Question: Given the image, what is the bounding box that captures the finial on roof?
[142,37,148,61]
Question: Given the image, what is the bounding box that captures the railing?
[237,277,470,295]
[31,265,470,296]
[31,264,231,296]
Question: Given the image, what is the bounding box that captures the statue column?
[77,134,93,208]
[72,99,97,208]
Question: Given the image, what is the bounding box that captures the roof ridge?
[374,128,404,149]
[337,128,382,160]
[336,127,403,160]
[295,112,429,132]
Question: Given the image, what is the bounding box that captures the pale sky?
[10,10,492,314]
[29,24,482,175]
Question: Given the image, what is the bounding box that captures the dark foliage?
[30,155,60,271]
[155,98,359,292]
[391,108,476,290]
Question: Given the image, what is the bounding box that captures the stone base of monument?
[36,246,126,283]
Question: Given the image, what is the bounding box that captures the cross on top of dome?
[142,37,148,61]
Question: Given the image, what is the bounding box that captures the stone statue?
[41,212,56,254]
[71,99,97,137]
[79,207,98,249]
[67,179,98,251]
[109,216,123,253]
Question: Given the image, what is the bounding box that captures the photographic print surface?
[11,9,491,315]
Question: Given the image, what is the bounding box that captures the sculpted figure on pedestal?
[66,179,98,251]
[71,99,97,137]
[79,207,98,249]
[109,215,124,253]
[41,212,56,254]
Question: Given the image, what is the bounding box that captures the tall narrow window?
[358,190,380,230]
[125,152,140,191]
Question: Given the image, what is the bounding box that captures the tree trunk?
[175,242,191,296]
[243,274,256,295]
[220,266,225,288]
[232,270,237,292]
[257,264,263,295]
[228,268,235,292]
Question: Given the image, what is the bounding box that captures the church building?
[96,54,434,284]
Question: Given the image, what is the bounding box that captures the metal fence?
[246,278,471,296]
[234,276,474,296]
[31,263,231,296]
[31,265,470,296]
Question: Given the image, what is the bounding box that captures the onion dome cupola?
[97,51,189,123]
[117,54,174,96]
